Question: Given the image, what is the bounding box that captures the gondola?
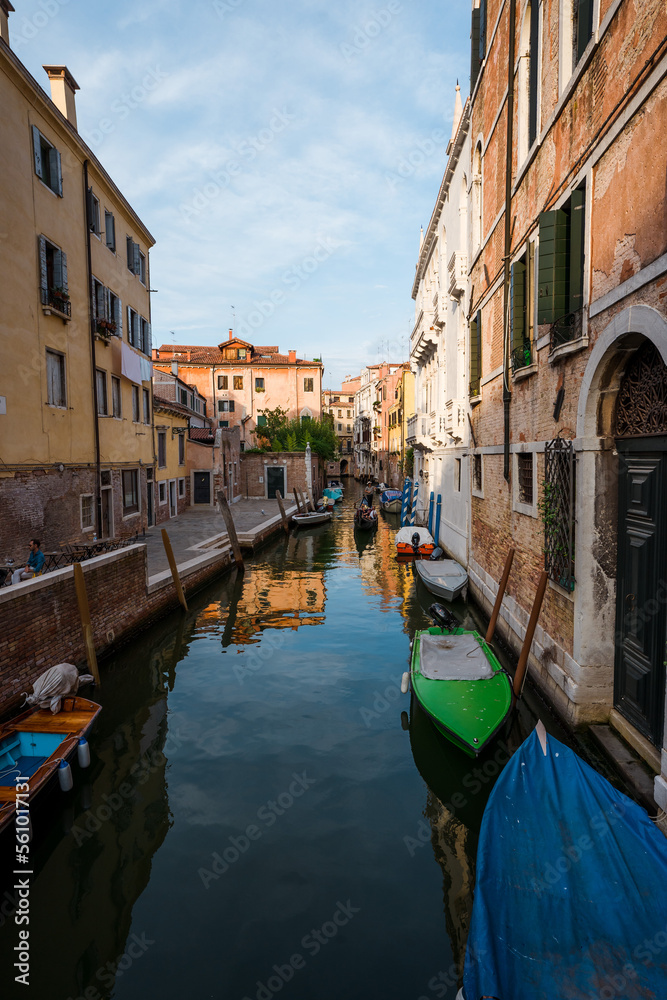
[354,500,378,531]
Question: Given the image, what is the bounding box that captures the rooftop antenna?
[230,306,235,336]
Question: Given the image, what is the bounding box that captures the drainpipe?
[502,0,517,482]
[84,160,102,536]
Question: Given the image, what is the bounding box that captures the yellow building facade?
[0,21,155,554]
[387,369,414,486]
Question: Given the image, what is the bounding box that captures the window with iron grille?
[472,454,482,493]
[517,453,533,505]
[542,437,575,591]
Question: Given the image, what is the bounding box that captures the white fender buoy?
[77,738,90,768]
[58,760,73,792]
[401,672,410,694]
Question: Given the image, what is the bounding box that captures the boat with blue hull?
[458,722,667,1000]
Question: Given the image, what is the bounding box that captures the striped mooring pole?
[400,478,412,527]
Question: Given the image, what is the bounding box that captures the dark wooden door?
[614,438,667,745]
[266,466,285,499]
[193,472,211,505]
[101,489,112,538]
[146,478,154,527]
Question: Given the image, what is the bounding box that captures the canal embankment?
[0,498,297,714]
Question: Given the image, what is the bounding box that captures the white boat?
[415,557,468,601]
[292,510,333,528]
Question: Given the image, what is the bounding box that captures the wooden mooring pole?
[217,491,244,569]
[275,490,290,533]
[293,488,303,513]
[485,547,515,643]
[161,528,188,611]
[72,562,101,685]
[513,570,548,699]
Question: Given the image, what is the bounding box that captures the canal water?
[1,483,588,999]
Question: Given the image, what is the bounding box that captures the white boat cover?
[419,634,495,681]
[395,526,434,547]
[23,663,95,714]
[416,559,468,590]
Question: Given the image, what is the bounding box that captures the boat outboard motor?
[428,603,458,632]
[411,531,421,554]
[429,547,444,561]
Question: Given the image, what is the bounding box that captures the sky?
[14,0,472,388]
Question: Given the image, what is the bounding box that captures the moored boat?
[292,510,333,528]
[0,694,101,835]
[458,722,667,1000]
[394,526,435,558]
[379,489,403,513]
[415,556,468,601]
[322,487,343,503]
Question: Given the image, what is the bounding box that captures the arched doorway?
[340,458,348,475]
[613,341,667,745]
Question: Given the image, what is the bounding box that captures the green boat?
[402,551,548,758]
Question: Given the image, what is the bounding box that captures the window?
[178,434,185,466]
[257,414,267,427]
[139,251,146,285]
[233,376,243,390]
[105,210,116,251]
[219,420,229,427]
[518,0,541,162]
[158,481,167,505]
[218,375,228,390]
[96,369,108,415]
[132,385,140,422]
[126,236,141,275]
[544,437,576,591]
[140,317,150,355]
[38,236,70,317]
[338,409,342,417]
[178,478,185,498]
[88,189,101,236]
[127,307,139,347]
[517,453,534,505]
[510,244,536,371]
[93,278,106,326]
[472,454,483,495]
[337,423,342,431]
[31,126,62,196]
[112,376,121,417]
[158,432,167,468]
[179,388,188,406]
[538,182,586,349]
[122,469,139,515]
[574,0,593,65]
[143,387,150,424]
[108,290,120,336]
[237,348,246,359]
[218,400,235,412]
[255,378,264,392]
[81,494,94,531]
[304,378,314,392]
[347,409,352,417]
[46,349,66,407]
[454,458,461,492]
[469,310,482,397]
[472,145,482,254]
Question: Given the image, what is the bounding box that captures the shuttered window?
[569,187,585,315]
[576,0,593,62]
[32,125,62,196]
[112,376,121,417]
[304,378,314,392]
[126,236,141,275]
[140,317,151,355]
[218,375,228,390]
[132,385,140,422]
[528,0,540,147]
[46,349,66,407]
[538,183,586,342]
[470,7,481,90]
[143,388,150,424]
[158,432,167,468]
[178,435,185,465]
[479,0,487,62]
[96,369,108,415]
[105,211,116,251]
[234,376,243,390]
[469,310,482,396]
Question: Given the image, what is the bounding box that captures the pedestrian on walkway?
[11,538,45,584]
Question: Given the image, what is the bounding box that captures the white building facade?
[407,87,471,564]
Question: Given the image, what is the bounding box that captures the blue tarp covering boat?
[461,725,667,1000]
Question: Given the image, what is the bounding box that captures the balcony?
[448,252,467,298]
[406,412,433,451]
[42,287,71,320]
[444,399,467,442]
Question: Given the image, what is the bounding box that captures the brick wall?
[240,452,322,499]
[0,543,233,714]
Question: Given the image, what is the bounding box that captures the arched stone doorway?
[613,342,667,745]
[340,458,349,475]
[572,306,667,747]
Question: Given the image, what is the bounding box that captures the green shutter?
[470,8,481,90]
[568,186,585,314]
[538,210,568,324]
[511,259,526,352]
[577,0,593,62]
[32,125,43,179]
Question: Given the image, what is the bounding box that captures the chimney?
[0,2,14,46]
[171,361,178,377]
[43,65,80,129]
[229,329,233,340]
[288,350,297,363]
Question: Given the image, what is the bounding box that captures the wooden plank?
[12,711,95,733]
[217,491,244,568]
[72,562,101,685]
[161,528,188,611]
[293,488,303,513]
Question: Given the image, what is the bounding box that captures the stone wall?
[240,452,322,499]
[0,542,233,714]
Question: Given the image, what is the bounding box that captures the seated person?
[12,539,45,584]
